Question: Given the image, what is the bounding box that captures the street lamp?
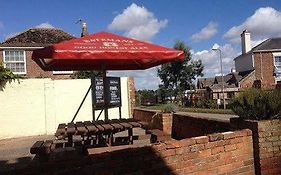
[212,47,226,109]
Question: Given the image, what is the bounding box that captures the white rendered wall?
[0,78,130,139]
[235,54,254,72]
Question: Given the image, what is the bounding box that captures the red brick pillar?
[128,77,135,117]
[162,113,173,135]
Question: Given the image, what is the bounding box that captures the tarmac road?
[0,135,54,173]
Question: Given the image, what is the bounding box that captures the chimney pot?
[81,22,88,37]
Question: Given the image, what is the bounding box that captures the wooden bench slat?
[111,119,132,129]
[84,121,99,134]
[76,121,88,135]
[128,121,142,128]
[107,120,124,131]
[30,141,44,154]
[40,140,53,154]
[92,121,105,132]
[96,120,114,131]
[136,121,149,128]
[55,123,66,137]
[66,122,76,135]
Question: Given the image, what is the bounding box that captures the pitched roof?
[197,77,215,88]
[234,38,281,61]
[252,38,281,51]
[0,28,76,47]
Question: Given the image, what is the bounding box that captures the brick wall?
[133,108,163,130]
[231,118,281,175]
[127,77,135,117]
[28,129,253,175]
[254,52,275,89]
[0,50,71,79]
[172,113,231,140]
[133,108,173,135]
[240,70,256,89]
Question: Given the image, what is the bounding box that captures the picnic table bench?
[30,119,149,156]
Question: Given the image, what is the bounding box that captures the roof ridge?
[2,27,75,44]
[251,38,271,51]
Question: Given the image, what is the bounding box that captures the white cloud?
[192,43,239,78]
[108,3,168,41]
[35,22,55,29]
[191,21,218,42]
[224,7,281,44]
[108,67,161,90]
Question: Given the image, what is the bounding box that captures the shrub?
[0,64,20,82]
[194,99,217,109]
[229,88,281,120]
[161,103,178,113]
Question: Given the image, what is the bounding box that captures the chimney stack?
[241,30,251,54]
[81,22,88,37]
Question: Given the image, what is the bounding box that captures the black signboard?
[106,77,121,107]
[92,77,105,108]
[92,76,121,109]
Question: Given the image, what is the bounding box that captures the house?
[234,30,281,89]
[0,28,76,79]
[195,69,254,106]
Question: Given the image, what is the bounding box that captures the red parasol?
[32,31,184,71]
[32,31,184,121]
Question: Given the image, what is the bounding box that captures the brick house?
[234,30,281,89]
[196,70,253,104]
[0,28,76,79]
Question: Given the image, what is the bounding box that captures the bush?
[194,99,217,109]
[229,88,281,120]
[161,103,178,113]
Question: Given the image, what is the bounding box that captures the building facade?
[234,30,281,89]
[0,28,76,79]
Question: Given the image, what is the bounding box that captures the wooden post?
[103,70,109,121]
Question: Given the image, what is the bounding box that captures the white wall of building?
[235,54,254,72]
[0,78,130,139]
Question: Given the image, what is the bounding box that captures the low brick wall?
[172,113,231,140]
[84,129,254,175]
[231,118,281,175]
[133,108,173,134]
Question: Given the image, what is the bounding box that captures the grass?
[141,104,235,115]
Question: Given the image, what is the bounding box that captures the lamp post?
[212,48,226,109]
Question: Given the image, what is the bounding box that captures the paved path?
[0,135,54,173]
[175,112,238,122]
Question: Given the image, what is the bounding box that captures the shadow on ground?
[0,145,177,175]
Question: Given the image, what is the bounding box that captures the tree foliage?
[0,64,20,82]
[157,41,204,103]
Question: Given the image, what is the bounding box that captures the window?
[274,56,281,77]
[3,50,26,74]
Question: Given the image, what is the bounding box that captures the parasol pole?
[103,70,109,121]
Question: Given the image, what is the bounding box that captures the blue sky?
[1,0,281,89]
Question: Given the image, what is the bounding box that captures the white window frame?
[3,50,27,75]
[272,52,281,82]
[53,70,74,75]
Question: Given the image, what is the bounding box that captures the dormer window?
[3,50,26,74]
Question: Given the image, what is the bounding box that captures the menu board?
[92,76,121,108]
[92,77,105,108]
[106,77,121,107]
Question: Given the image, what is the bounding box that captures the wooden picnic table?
[54,119,148,147]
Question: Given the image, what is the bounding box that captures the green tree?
[71,70,102,79]
[157,41,204,104]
